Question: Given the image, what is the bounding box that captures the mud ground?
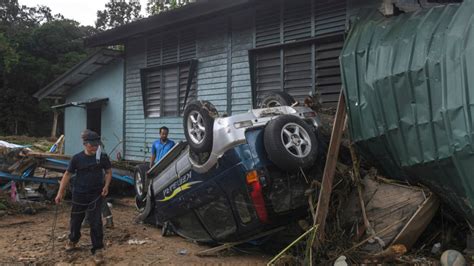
[0,197,270,265]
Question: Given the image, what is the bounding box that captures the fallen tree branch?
[197,226,285,257]
[268,225,319,265]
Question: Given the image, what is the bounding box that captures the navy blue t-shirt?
[67,151,111,194]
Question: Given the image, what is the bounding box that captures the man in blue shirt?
[150,126,175,168]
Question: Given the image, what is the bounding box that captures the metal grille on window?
[162,67,179,117]
[143,27,196,117]
[179,29,196,61]
[179,64,196,115]
[162,33,178,64]
[142,62,196,118]
[315,38,344,104]
[283,0,311,42]
[147,35,161,66]
[253,0,346,106]
[284,45,312,103]
[314,0,346,37]
[255,5,280,47]
[255,49,281,105]
[145,70,161,117]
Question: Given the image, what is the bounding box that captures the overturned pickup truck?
[134,92,325,243]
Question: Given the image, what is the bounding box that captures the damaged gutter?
[341,0,474,223]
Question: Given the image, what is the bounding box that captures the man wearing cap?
[55,129,112,264]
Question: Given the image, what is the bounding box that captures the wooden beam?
[313,91,346,247]
[22,151,71,160]
[51,99,59,138]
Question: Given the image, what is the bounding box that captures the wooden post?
[313,91,347,248]
[50,99,59,139]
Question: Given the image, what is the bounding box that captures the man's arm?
[150,154,156,168]
[55,171,72,204]
[150,142,156,168]
[102,168,112,197]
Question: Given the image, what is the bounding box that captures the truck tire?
[259,91,297,108]
[183,100,218,154]
[134,164,150,209]
[264,115,318,171]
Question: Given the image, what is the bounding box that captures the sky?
[18,0,149,26]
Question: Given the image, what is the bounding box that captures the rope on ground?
[49,195,103,253]
[50,204,58,253]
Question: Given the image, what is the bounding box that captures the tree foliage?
[0,0,95,136]
[146,0,191,16]
[95,0,142,31]
[95,0,192,30]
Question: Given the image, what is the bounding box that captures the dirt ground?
[0,197,270,265]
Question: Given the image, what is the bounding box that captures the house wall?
[123,10,254,161]
[64,59,124,159]
[122,0,347,161]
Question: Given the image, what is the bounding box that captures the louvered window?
[315,36,344,103]
[141,61,197,118]
[252,0,345,106]
[146,29,196,66]
[314,0,346,37]
[252,37,343,106]
[254,45,312,105]
[283,0,311,42]
[142,28,197,117]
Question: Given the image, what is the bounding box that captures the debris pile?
[0,190,48,216]
[267,98,472,265]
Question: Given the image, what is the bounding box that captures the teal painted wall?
[64,59,124,160]
[123,11,254,161]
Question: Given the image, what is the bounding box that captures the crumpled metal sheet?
[341,0,474,222]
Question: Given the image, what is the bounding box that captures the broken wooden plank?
[196,227,285,257]
[313,91,347,247]
[349,142,381,246]
[0,220,34,228]
[21,151,71,160]
[391,193,440,249]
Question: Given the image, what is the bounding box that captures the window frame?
[249,33,344,107]
[140,59,197,118]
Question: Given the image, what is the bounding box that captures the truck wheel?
[134,164,150,209]
[183,100,218,154]
[264,115,318,171]
[259,91,297,108]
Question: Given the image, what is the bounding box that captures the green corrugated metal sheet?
[341,1,474,222]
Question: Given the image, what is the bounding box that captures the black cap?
[81,129,100,146]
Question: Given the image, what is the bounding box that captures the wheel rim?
[135,172,143,196]
[280,123,312,158]
[187,110,206,144]
[135,196,145,211]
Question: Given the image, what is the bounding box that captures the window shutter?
[162,33,178,64]
[147,35,161,66]
[179,64,196,115]
[162,67,179,117]
[145,70,161,117]
[283,0,311,42]
[314,0,346,37]
[255,5,281,47]
[284,45,312,103]
[255,49,282,104]
[315,38,344,103]
[179,29,196,61]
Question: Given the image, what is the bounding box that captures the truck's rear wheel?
[264,115,318,171]
[259,91,297,108]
